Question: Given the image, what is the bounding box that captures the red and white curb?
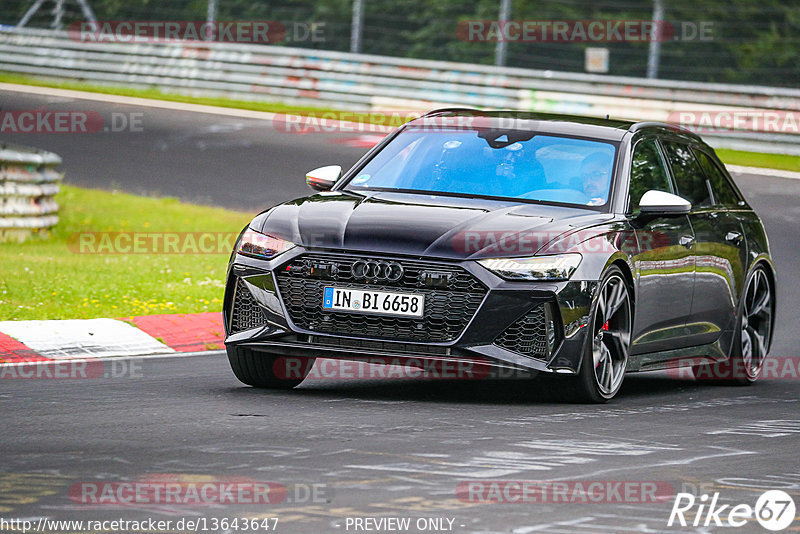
[0,312,225,365]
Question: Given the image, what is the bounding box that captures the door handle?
[725,231,743,245]
[679,235,695,249]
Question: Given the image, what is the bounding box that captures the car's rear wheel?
[227,346,314,389]
[571,266,632,403]
[694,265,773,384]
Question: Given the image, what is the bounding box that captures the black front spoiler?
[227,332,585,375]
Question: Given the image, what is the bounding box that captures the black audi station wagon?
[223,110,776,402]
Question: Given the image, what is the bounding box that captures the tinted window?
[346,127,617,207]
[695,150,741,207]
[628,138,672,213]
[662,141,712,208]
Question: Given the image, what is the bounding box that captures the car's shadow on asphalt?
[226,369,755,405]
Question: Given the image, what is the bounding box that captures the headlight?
[478,254,582,281]
[236,228,295,260]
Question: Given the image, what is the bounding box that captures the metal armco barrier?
[1,27,799,154]
[0,143,62,241]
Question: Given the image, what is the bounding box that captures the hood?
[253,191,613,260]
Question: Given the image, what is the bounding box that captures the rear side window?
[662,141,712,208]
[628,138,672,213]
[694,150,741,207]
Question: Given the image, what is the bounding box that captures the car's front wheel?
[572,266,633,403]
[227,346,315,389]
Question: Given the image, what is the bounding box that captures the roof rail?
[630,121,699,137]
[421,107,484,117]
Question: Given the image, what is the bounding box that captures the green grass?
[715,148,800,173]
[0,185,252,320]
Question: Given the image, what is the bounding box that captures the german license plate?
[322,287,424,318]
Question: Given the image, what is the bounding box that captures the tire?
[227,346,314,389]
[693,265,773,385]
[570,266,633,403]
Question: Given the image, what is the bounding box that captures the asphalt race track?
[1,89,799,533]
[0,89,368,211]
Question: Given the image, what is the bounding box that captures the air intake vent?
[230,279,268,333]
[494,303,557,361]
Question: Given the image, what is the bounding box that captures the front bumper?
[223,248,596,374]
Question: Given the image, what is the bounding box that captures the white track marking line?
[0,349,225,368]
[0,82,282,119]
[0,82,394,133]
[726,164,800,180]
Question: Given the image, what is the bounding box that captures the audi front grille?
[275,254,487,342]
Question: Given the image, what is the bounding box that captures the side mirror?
[306,165,342,191]
[638,190,691,215]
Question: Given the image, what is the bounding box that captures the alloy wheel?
[741,268,772,380]
[591,274,632,397]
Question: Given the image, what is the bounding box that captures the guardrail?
[1,27,799,154]
[0,143,62,241]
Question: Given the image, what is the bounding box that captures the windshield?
[345,127,617,207]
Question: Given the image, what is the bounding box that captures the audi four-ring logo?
[352,260,404,282]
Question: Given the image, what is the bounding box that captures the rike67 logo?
[668,490,796,531]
